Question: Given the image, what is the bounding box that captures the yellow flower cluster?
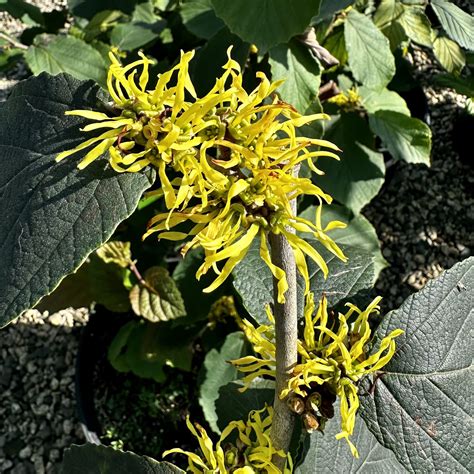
[163,406,292,473]
[57,48,346,301]
[231,295,403,457]
[327,87,361,111]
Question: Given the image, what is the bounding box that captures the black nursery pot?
[75,307,132,444]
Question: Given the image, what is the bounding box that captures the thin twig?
[0,32,28,50]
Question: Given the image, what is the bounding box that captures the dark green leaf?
[130,266,186,323]
[200,332,246,433]
[316,0,354,21]
[433,73,474,97]
[190,27,249,97]
[210,0,321,53]
[317,113,385,214]
[431,0,474,51]
[368,110,431,165]
[108,320,194,382]
[296,406,405,472]
[110,19,166,51]
[373,0,407,49]
[180,0,225,39]
[61,444,184,474]
[269,39,321,113]
[322,27,348,64]
[172,249,226,323]
[215,380,274,430]
[433,34,466,75]
[361,257,474,473]
[0,0,44,25]
[25,34,107,87]
[344,9,395,89]
[300,204,387,279]
[0,73,155,327]
[233,239,374,325]
[68,0,140,19]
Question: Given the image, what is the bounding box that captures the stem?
[0,32,28,50]
[269,197,299,467]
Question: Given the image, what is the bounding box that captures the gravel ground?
[0,2,473,473]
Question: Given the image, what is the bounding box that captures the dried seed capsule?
[306,392,322,412]
[302,411,320,433]
[287,395,305,415]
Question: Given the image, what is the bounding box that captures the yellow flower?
[58,47,346,301]
[163,407,292,473]
[327,87,361,111]
[56,49,197,172]
[232,294,403,458]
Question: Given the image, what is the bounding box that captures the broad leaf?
[130,267,186,323]
[316,0,354,21]
[433,34,466,75]
[269,40,321,114]
[369,110,431,165]
[25,34,107,87]
[199,332,246,433]
[361,258,474,473]
[210,0,321,53]
[108,320,193,382]
[399,7,432,48]
[359,86,410,115]
[215,380,274,430]
[0,0,44,25]
[345,9,395,89]
[316,113,385,215]
[180,0,224,39]
[300,205,387,279]
[61,444,183,473]
[431,0,474,51]
[110,20,166,51]
[433,73,474,98]
[373,0,407,50]
[296,407,405,473]
[233,239,374,325]
[0,73,154,328]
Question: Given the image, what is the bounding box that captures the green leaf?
[360,257,474,473]
[25,34,107,87]
[180,0,225,39]
[369,110,431,165]
[316,113,385,215]
[433,34,466,75]
[0,0,44,25]
[373,0,407,50]
[300,204,387,279]
[97,241,132,268]
[0,73,154,328]
[108,320,194,382]
[399,7,432,48]
[61,444,184,474]
[210,0,321,53]
[68,0,140,19]
[359,86,410,115]
[316,0,354,21]
[130,267,186,323]
[322,27,348,65]
[431,0,474,51]
[433,73,474,98]
[233,239,374,325]
[172,249,222,322]
[190,27,249,97]
[344,9,395,89]
[269,39,321,113]
[110,18,165,51]
[215,380,274,430]
[297,412,405,472]
[199,332,246,433]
